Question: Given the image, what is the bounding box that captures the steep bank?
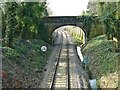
[2,39,53,88]
[82,35,119,89]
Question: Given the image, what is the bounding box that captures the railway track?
[50,30,70,90]
[46,30,86,90]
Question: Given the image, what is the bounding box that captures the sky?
[47,0,89,16]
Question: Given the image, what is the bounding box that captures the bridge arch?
[52,25,86,45]
[42,16,98,43]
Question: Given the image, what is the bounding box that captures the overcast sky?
[47,0,89,16]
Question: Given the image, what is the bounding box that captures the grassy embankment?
[65,26,119,89]
[64,27,84,45]
[2,39,53,88]
[82,35,119,89]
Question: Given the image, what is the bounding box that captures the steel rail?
[50,30,71,90]
[50,32,63,90]
[64,31,70,90]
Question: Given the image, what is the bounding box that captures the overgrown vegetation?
[2,39,53,88]
[1,2,49,47]
[64,26,85,45]
[1,1,120,88]
[98,2,120,52]
[89,2,119,51]
[89,21,104,39]
[83,35,119,89]
[1,2,53,88]
[80,15,94,38]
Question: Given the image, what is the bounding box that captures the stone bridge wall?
[42,16,98,43]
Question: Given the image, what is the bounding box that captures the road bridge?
[42,16,97,43]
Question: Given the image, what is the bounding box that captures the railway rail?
[49,30,86,90]
[50,30,70,90]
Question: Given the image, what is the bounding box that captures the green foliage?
[65,27,84,45]
[2,38,52,87]
[3,2,18,47]
[86,2,120,51]
[2,2,49,47]
[71,33,83,45]
[83,35,119,88]
[3,47,20,60]
[90,23,104,38]
[81,16,93,37]
[83,35,120,76]
[98,2,119,39]
[3,39,52,69]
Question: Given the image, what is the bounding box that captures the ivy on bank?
[1,2,49,47]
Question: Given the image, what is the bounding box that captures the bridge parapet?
[43,16,85,23]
